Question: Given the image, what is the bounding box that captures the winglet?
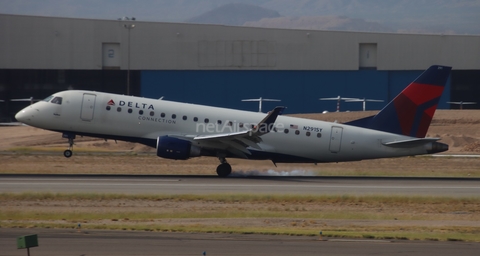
[253,106,285,136]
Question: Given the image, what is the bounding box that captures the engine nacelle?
[156,136,201,160]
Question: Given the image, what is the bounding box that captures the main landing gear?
[216,157,232,177]
[62,133,76,158]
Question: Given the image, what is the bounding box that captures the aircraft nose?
[15,106,33,124]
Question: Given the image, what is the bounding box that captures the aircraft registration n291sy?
[15,65,451,176]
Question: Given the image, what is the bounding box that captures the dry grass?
[2,193,480,241]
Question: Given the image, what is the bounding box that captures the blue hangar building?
[1,14,479,121]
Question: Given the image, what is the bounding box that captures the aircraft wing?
[189,106,285,158]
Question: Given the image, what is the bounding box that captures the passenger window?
[161,113,165,118]
[284,129,289,134]
[106,106,111,111]
[306,131,311,137]
[172,114,176,119]
[317,133,322,138]
[227,121,233,126]
[239,123,244,128]
[295,130,300,135]
[128,108,132,113]
[183,115,187,120]
[51,97,62,105]
[204,118,209,123]
[117,107,122,112]
[139,110,144,115]
[150,111,154,116]
[217,120,222,125]
[194,117,198,122]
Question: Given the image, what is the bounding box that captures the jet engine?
[156,136,201,160]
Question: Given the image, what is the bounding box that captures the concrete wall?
[1,14,479,71]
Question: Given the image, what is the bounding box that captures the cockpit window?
[51,97,63,105]
[42,95,54,102]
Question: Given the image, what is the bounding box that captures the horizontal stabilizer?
[382,137,440,148]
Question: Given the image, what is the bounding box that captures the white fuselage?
[15,90,434,163]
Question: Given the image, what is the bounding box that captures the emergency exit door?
[80,93,96,121]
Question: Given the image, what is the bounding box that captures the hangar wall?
[1,14,479,71]
[0,14,478,119]
[141,70,450,113]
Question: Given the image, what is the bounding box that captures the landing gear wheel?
[62,133,76,158]
[63,149,73,158]
[216,163,232,177]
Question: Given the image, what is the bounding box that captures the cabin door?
[329,126,343,153]
[80,93,96,121]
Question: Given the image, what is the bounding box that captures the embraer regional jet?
[15,65,451,176]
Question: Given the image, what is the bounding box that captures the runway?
[1,228,479,256]
[1,175,480,197]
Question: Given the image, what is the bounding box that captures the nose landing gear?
[62,133,76,158]
[216,157,232,177]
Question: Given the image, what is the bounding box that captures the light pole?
[123,22,135,95]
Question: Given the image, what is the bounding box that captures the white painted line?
[431,155,480,158]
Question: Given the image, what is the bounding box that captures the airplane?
[15,65,451,177]
[446,101,477,110]
[241,97,281,112]
[319,96,357,112]
[0,97,40,105]
[344,98,384,111]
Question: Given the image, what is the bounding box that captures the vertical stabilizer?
[346,65,452,137]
